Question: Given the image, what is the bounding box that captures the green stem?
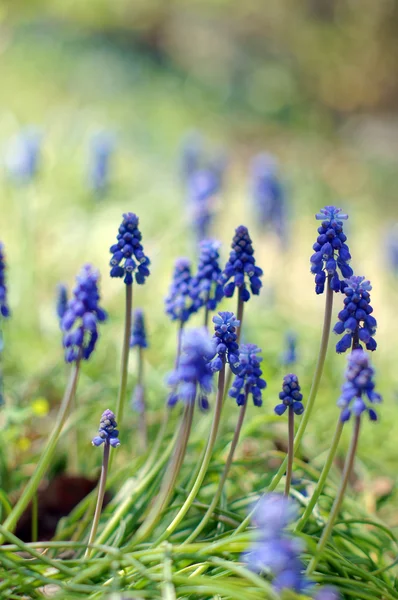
[0,362,80,540]
[157,364,226,543]
[137,346,148,452]
[115,283,133,428]
[307,415,361,575]
[175,321,184,368]
[132,401,195,544]
[139,407,171,480]
[233,281,333,535]
[31,492,38,543]
[295,418,344,532]
[284,406,294,497]
[85,441,110,558]
[184,391,248,544]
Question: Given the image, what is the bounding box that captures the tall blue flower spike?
[229,344,267,407]
[209,312,240,373]
[130,309,148,349]
[187,169,220,241]
[56,284,68,322]
[92,409,121,448]
[333,276,377,353]
[221,225,263,302]
[310,206,353,294]
[337,349,382,422]
[109,213,150,285]
[61,265,107,363]
[250,153,286,241]
[190,240,224,313]
[243,494,311,594]
[275,374,304,416]
[165,258,195,324]
[88,131,114,196]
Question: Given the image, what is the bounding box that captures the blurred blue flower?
[88,131,114,196]
[221,225,263,302]
[229,343,267,407]
[190,239,224,312]
[250,153,286,241]
[209,311,240,373]
[165,258,195,324]
[243,494,311,594]
[179,130,203,184]
[275,374,304,416]
[310,206,353,294]
[386,225,398,274]
[338,349,382,422]
[315,587,341,600]
[167,327,214,408]
[5,128,41,184]
[92,409,120,448]
[61,264,107,363]
[0,242,10,319]
[281,332,297,366]
[187,169,220,241]
[333,276,377,353]
[109,213,150,285]
[130,309,148,349]
[56,284,68,323]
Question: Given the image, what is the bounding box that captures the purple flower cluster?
[187,169,220,241]
[56,284,68,322]
[167,328,214,409]
[310,206,353,294]
[109,213,150,285]
[130,309,148,349]
[190,240,224,312]
[275,374,304,416]
[333,276,377,353]
[5,128,41,184]
[165,258,195,324]
[229,344,266,407]
[221,226,263,302]
[92,409,120,448]
[338,349,382,422]
[61,265,107,363]
[88,131,114,196]
[250,153,286,240]
[0,243,10,318]
[209,312,240,373]
[244,494,310,594]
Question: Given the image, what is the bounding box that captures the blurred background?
[1,0,398,525]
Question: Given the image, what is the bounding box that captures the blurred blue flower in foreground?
[5,128,41,184]
[88,131,114,196]
[130,309,148,349]
[333,276,377,353]
[310,206,353,294]
[56,284,68,323]
[386,224,398,274]
[281,332,297,366]
[250,153,286,241]
[109,213,150,285]
[0,242,10,318]
[165,258,195,324]
[243,494,311,594]
[338,349,382,422]
[92,409,120,448]
[190,240,224,313]
[209,311,240,373]
[167,327,214,408]
[61,265,107,363]
[221,225,263,302]
[315,587,341,600]
[229,343,266,407]
[275,373,304,416]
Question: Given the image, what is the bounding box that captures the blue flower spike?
[275,374,304,417]
[229,344,267,407]
[109,213,150,285]
[92,409,121,448]
[221,225,263,302]
[338,349,382,423]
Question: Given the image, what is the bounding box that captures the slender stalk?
[204,307,210,329]
[132,401,195,544]
[295,417,344,532]
[115,283,133,428]
[0,362,80,540]
[139,407,171,480]
[175,321,184,368]
[157,364,226,543]
[31,493,38,543]
[284,406,294,497]
[307,415,361,575]
[184,392,248,544]
[85,442,110,558]
[137,346,148,452]
[233,281,334,535]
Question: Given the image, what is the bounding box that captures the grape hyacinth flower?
[187,169,220,241]
[386,224,398,275]
[333,276,377,353]
[92,409,121,448]
[61,265,107,363]
[250,153,286,241]
[56,284,68,322]
[179,130,203,184]
[130,309,148,349]
[165,258,195,324]
[0,243,10,318]
[281,332,297,366]
[221,225,263,303]
[109,213,150,285]
[338,349,382,422]
[167,328,214,408]
[275,374,304,416]
[243,494,311,594]
[310,206,353,294]
[88,131,114,196]
[190,240,224,315]
[5,128,41,184]
[209,312,240,373]
[229,344,267,407]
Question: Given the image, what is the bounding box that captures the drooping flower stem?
[307,415,361,575]
[132,401,195,544]
[157,364,226,544]
[284,406,294,497]
[85,441,110,558]
[0,363,80,540]
[295,417,344,532]
[115,283,133,428]
[184,387,248,544]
